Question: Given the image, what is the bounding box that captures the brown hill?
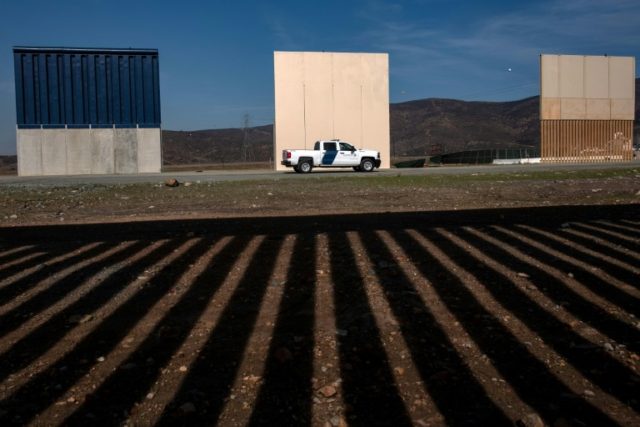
[390,96,540,156]
[162,125,273,165]
[0,155,17,175]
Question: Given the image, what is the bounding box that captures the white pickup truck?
[281,140,381,173]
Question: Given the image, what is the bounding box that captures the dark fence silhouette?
[0,203,638,426]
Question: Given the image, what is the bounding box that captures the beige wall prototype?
[274,51,390,170]
[540,54,635,120]
[540,54,635,162]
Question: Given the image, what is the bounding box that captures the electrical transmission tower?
[241,113,251,162]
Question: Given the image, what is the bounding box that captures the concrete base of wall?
[137,128,162,173]
[68,129,93,174]
[17,127,162,176]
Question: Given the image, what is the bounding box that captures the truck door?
[321,142,339,165]
[336,142,358,165]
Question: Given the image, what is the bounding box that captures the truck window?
[324,142,338,151]
[314,141,320,150]
[339,142,354,151]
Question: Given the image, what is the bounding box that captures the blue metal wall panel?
[152,56,160,123]
[14,52,24,125]
[37,54,48,124]
[47,55,60,123]
[13,47,160,127]
[110,55,120,124]
[105,56,112,124]
[63,55,73,124]
[87,55,97,124]
[22,55,36,124]
[33,55,41,124]
[120,56,131,124]
[81,55,89,123]
[143,55,154,124]
[96,56,107,124]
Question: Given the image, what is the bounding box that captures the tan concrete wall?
[91,129,115,174]
[67,129,93,175]
[17,129,43,176]
[17,127,161,176]
[114,129,138,174]
[42,131,67,175]
[584,56,609,99]
[137,128,163,173]
[274,51,390,170]
[540,55,560,98]
[559,55,584,98]
[609,57,635,99]
[540,54,635,120]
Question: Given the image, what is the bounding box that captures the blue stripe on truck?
[322,150,338,165]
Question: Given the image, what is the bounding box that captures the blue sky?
[1,0,639,154]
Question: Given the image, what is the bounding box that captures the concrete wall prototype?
[540,54,635,120]
[540,54,635,162]
[137,128,163,173]
[17,127,161,176]
[274,51,390,170]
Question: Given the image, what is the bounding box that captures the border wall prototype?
[274,51,390,170]
[14,47,162,175]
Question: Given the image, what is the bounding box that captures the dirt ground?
[0,167,639,426]
[0,167,639,226]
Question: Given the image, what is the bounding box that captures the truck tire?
[299,159,313,173]
[360,158,375,172]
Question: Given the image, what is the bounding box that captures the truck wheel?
[299,160,313,173]
[353,166,361,172]
[360,158,375,172]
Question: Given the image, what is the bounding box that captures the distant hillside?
[390,96,540,156]
[0,155,17,175]
[162,125,273,165]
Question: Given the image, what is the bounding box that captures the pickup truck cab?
[281,140,381,173]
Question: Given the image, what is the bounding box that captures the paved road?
[1,161,638,187]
